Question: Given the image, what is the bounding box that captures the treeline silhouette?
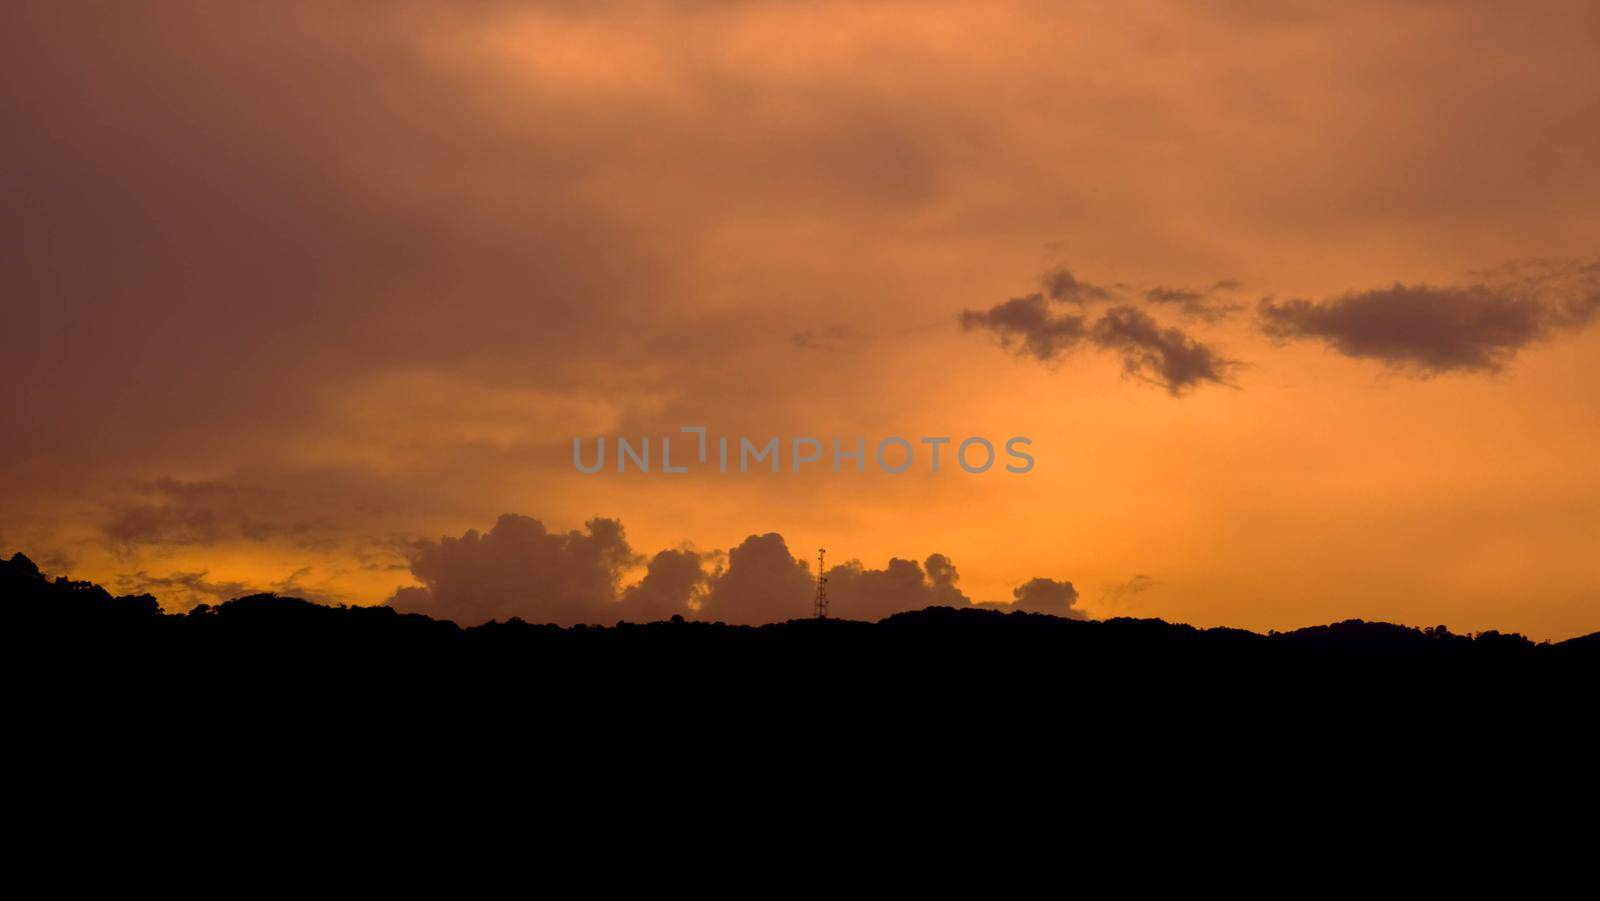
[10,547,1598,782]
[8,551,1596,672]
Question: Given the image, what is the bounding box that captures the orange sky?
[3,1,1597,638]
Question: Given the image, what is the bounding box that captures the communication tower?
[815,547,828,619]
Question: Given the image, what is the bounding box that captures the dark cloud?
[959,294,1087,362]
[1043,268,1112,303]
[823,553,971,621]
[1260,285,1544,373]
[1010,577,1084,618]
[102,479,328,552]
[687,536,1082,624]
[390,514,641,626]
[923,553,961,592]
[1091,306,1238,394]
[386,514,1075,626]
[96,473,422,563]
[973,261,1598,388]
[1558,263,1600,325]
[1144,280,1242,322]
[1258,264,1600,375]
[975,576,1085,619]
[697,533,816,626]
[1145,288,1205,305]
[621,548,712,622]
[0,1,794,480]
[963,269,1238,394]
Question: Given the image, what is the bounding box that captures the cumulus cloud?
[390,514,641,626]
[621,548,712,622]
[697,533,815,626]
[1010,577,1083,617]
[385,514,1079,626]
[823,552,971,621]
[974,576,1085,619]
[1258,262,1600,375]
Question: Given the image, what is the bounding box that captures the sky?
[3,1,1597,638]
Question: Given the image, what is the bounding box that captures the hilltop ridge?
[6,550,1594,661]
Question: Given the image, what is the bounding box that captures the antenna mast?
[814,547,828,619]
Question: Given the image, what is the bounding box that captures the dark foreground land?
[7,550,1596,679]
[6,549,1596,789]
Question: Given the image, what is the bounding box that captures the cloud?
[96,472,419,570]
[963,268,1238,394]
[1101,574,1156,610]
[1258,262,1600,375]
[962,297,1236,394]
[971,260,1598,389]
[975,576,1085,619]
[1145,288,1205,305]
[1259,285,1545,373]
[390,514,641,626]
[1091,306,1238,394]
[620,548,712,622]
[959,294,1088,362]
[1144,280,1242,322]
[114,566,333,608]
[823,552,971,621]
[1010,577,1084,618]
[923,553,961,593]
[102,479,306,551]
[385,513,1076,626]
[1043,268,1113,304]
[697,533,815,626]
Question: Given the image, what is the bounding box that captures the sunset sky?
[3,1,1597,638]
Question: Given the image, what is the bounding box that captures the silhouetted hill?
[6,551,1595,671]
[9,549,1596,790]
[2,551,162,626]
